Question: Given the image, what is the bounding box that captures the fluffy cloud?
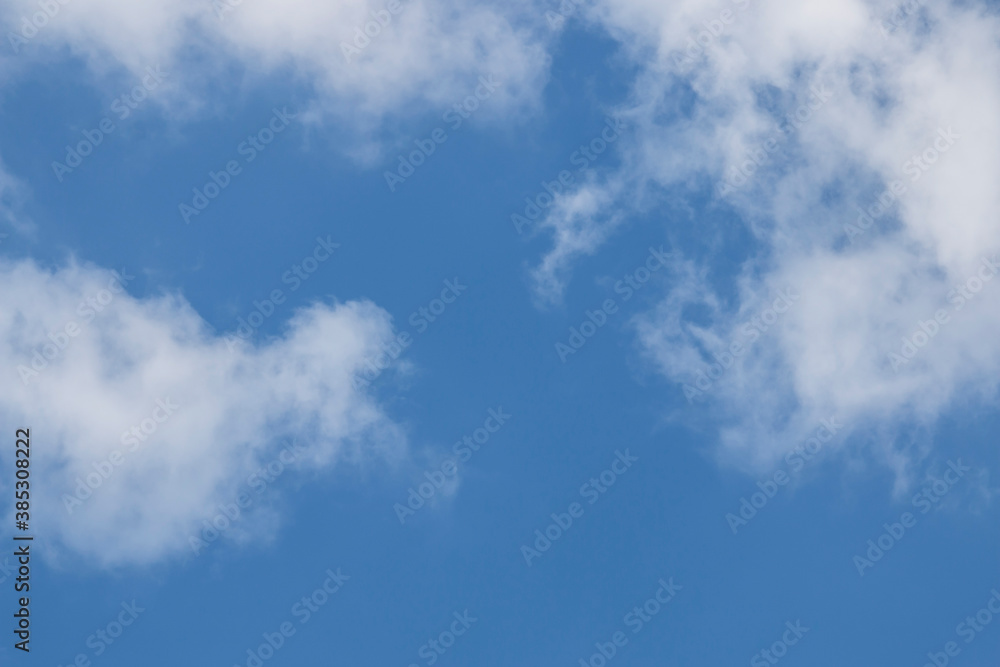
[0,0,548,568]
[0,0,550,130]
[0,259,404,567]
[532,0,1000,468]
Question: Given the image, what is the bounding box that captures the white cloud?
[0,0,551,132]
[529,176,625,305]
[0,157,32,237]
[531,0,1000,469]
[0,259,404,567]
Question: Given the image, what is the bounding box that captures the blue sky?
[0,1,999,666]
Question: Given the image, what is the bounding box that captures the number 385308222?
[15,428,30,524]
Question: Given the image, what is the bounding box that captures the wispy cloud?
[528,0,1000,470]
